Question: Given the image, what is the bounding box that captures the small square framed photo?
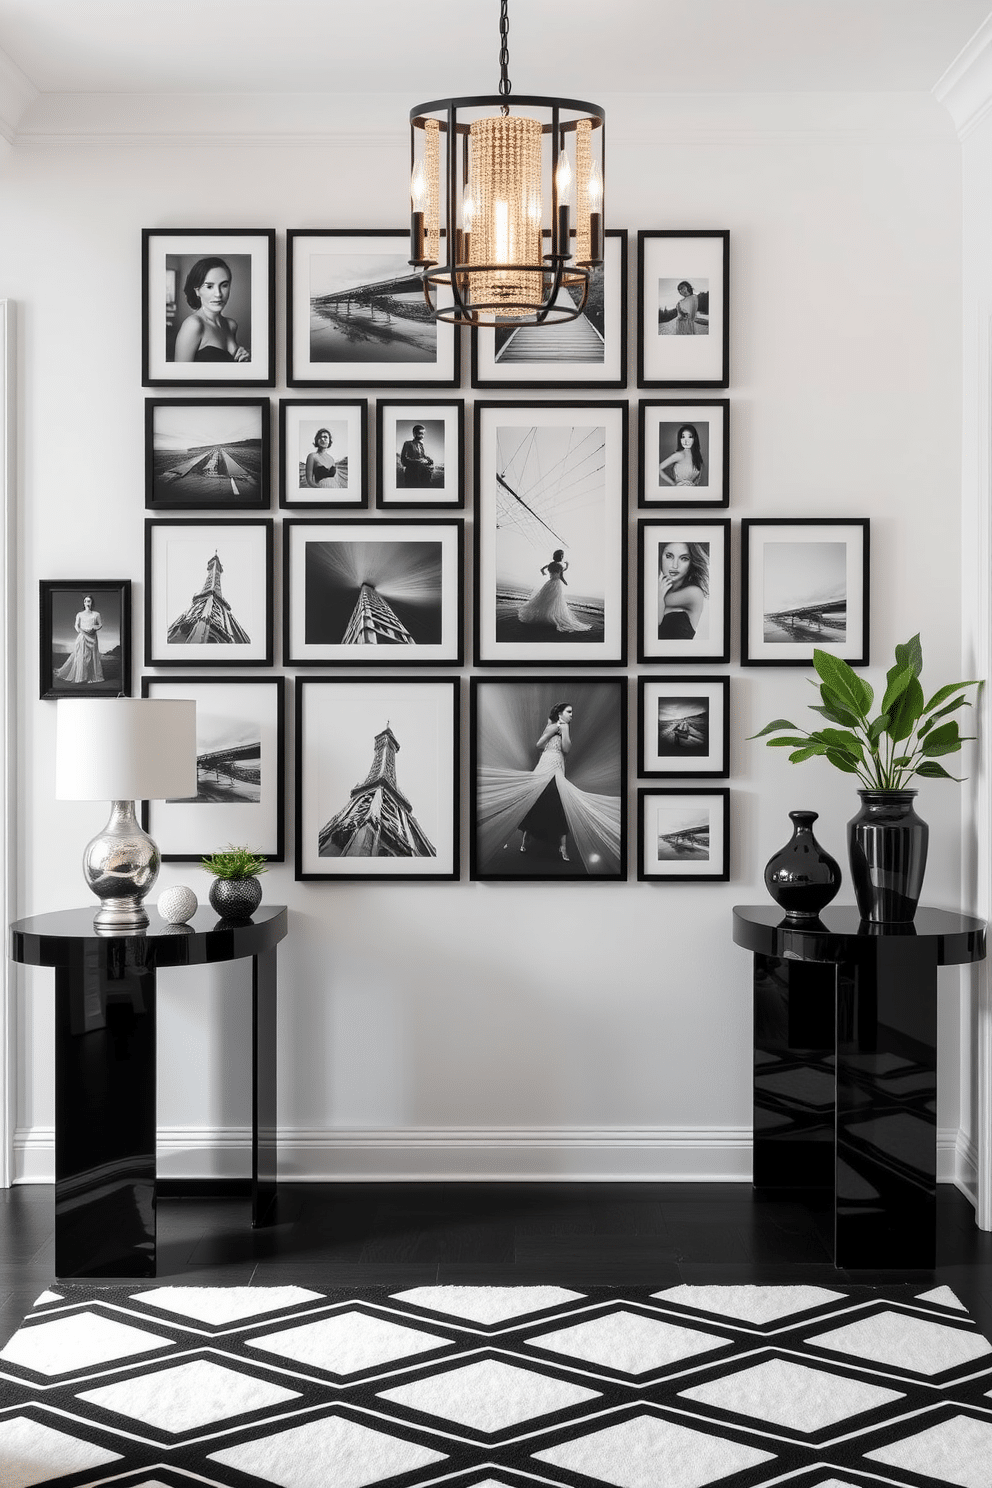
[144,518,273,668]
[471,229,628,389]
[741,518,870,667]
[638,518,731,664]
[278,400,368,509]
[637,676,730,779]
[140,676,285,862]
[638,788,730,882]
[142,229,275,387]
[296,676,460,881]
[640,400,729,508]
[286,230,460,388]
[637,231,729,388]
[145,399,270,510]
[284,518,464,666]
[376,400,465,508]
[40,580,131,699]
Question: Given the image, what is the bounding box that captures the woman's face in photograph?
[560,705,574,723]
[661,543,691,582]
[82,596,93,608]
[196,267,231,313]
[680,429,696,450]
[316,431,331,449]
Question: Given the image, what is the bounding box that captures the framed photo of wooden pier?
[637,787,730,882]
[741,518,870,667]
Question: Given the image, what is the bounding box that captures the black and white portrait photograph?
[279,399,368,509]
[474,401,627,666]
[638,676,730,778]
[470,676,627,882]
[742,518,870,666]
[287,230,460,387]
[284,519,463,666]
[145,399,269,510]
[640,400,730,508]
[637,519,731,664]
[144,518,274,667]
[377,400,465,508]
[142,229,275,387]
[296,676,459,881]
[637,231,729,388]
[40,580,131,699]
[141,676,285,861]
[637,788,730,882]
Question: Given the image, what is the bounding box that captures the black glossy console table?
[733,905,986,1269]
[9,905,288,1279]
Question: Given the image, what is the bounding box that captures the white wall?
[0,92,972,1185]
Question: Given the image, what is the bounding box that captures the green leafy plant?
[201,846,268,880]
[750,635,981,790]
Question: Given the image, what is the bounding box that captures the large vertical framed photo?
[376,400,465,509]
[474,401,628,666]
[741,518,870,667]
[145,399,270,510]
[638,788,730,882]
[278,399,368,509]
[637,676,730,779]
[145,518,274,667]
[471,229,628,389]
[637,518,731,664]
[470,676,627,882]
[286,230,460,388]
[40,580,131,699]
[140,676,285,862]
[284,518,463,666]
[640,400,729,508]
[637,231,729,389]
[296,676,459,881]
[142,229,275,388]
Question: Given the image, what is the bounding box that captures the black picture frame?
[144,518,274,668]
[741,517,870,667]
[40,579,131,700]
[637,518,732,664]
[145,398,270,511]
[376,399,465,509]
[278,399,369,510]
[637,230,730,389]
[637,676,731,779]
[639,399,730,508]
[637,787,731,882]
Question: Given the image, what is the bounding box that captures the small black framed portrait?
[40,580,131,700]
[145,398,270,510]
[637,518,731,664]
[637,231,730,389]
[637,676,730,779]
[640,400,729,508]
[278,399,369,509]
[141,229,276,388]
[144,518,274,668]
[637,788,730,882]
[741,518,870,667]
[376,400,465,508]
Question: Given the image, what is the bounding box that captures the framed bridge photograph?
[145,398,270,510]
[637,787,730,882]
[741,517,870,667]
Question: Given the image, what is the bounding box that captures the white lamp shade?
[56,698,197,801]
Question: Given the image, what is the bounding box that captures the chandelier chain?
[498,0,511,110]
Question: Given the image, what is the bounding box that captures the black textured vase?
[848,790,928,924]
[208,877,262,921]
[763,810,842,920]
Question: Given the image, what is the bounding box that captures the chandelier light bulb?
[410,160,428,212]
[587,159,603,210]
[555,152,573,205]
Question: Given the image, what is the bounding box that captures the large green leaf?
[867,715,890,746]
[825,747,861,773]
[813,650,872,717]
[748,719,797,739]
[881,664,915,716]
[817,728,864,759]
[915,760,963,781]
[923,681,980,713]
[886,675,925,742]
[815,686,863,729]
[920,721,971,757]
[894,633,924,678]
[789,746,824,762]
[767,736,812,747]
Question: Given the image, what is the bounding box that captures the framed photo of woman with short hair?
[640,399,729,508]
[376,400,465,508]
[40,580,131,699]
[278,399,369,509]
[637,518,731,664]
[637,231,729,388]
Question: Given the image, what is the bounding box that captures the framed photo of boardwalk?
[470,676,627,882]
[142,228,276,388]
[638,676,730,779]
[140,676,285,861]
[741,518,870,667]
[637,231,729,389]
[40,579,131,700]
[286,229,460,388]
[376,400,465,509]
[474,401,628,666]
[640,400,729,508]
[145,398,270,510]
[637,518,731,664]
[279,399,369,509]
[471,229,628,389]
[638,788,730,882]
[144,518,274,668]
[296,676,459,881]
[284,518,464,666]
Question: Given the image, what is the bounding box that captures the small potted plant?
[201,845,268,921]
[751,636,980,923]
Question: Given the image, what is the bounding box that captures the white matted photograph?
[637,231,729,388]
[638,788,730,881]
[640,400,729,508]
[376,400,464,508]
[144,518,273,667]
[637,518,730,664]
[741,518,870,666]
[278,400,368,509]
[145,399,269,510]
[637,676,730,779]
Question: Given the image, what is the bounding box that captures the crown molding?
[934,16,992,138]
[0,43,38,144]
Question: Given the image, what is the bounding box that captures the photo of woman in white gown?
[54,595,104,684]
[517,549,592,633]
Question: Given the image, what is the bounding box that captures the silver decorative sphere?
[158,885,198,925]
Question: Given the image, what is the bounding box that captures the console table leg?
[252,946,277,1226]
[753,952,835,1190]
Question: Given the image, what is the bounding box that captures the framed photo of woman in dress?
[376,400,465,509]
[40,580,131,699]
[470,676,627,882]
[144,518,274,668]
[640,400,729,508]
[637,788,730,882]
[637,231,729,389]
[637,676,730,779]
[278,400,369,509]
[637,518,731,664]
[741,518,870,667]
[145,399,270,510]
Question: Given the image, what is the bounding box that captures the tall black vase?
[847,789,928,924]
[763,810,842,920]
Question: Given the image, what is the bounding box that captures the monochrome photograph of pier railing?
[637,788,730,882]
[741,518,870,667]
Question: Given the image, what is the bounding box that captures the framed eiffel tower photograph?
[296,676,460,880]
[144,518,274,667]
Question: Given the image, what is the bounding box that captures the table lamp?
[56,698,197,931]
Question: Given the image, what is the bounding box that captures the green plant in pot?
[751,636,980,923]
[201,846,267,921]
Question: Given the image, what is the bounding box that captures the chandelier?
[409,0,605,327]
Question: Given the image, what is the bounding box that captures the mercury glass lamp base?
[83,799,161,934]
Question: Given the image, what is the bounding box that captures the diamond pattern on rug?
[806,1309,992,1376]
[919,1285,969,1312]
[0,1312,174,1377]
[532,1412,776,1488]
[208,1412,447,1488]
[392,1285,585,1324]
[377,1356,600,1431]
[0,1415,121,1488]
[76,1357,301,1433]
[526,1308,733,1375]
[247,1308,451,1376]
[677,1356,904,1431]
[132,1286,324,1325]
[864,1412,992,1487]
[654,1284,846,1325]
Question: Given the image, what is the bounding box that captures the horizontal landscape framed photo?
[471,229,628,390]
[296,676,459,881]
[470,676,627,883]
[278,399,368,509]
[40,579,131,699]
[638,787,730,882]
[637,230,729,389]
[637,676,730,779]
[286,229,460,388]
[637,518,731,664]
[284,518,464,666]
[145,398,270,511]
[144,518,274,668]
[376,400,465,509]
[141,228,275,388]
[741,517,870,666]
[640,399,729,508]
[140,676,285,862]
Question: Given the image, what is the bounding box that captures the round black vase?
[848,790,928,924]
[764,810,842,920]
[208,877,263,921]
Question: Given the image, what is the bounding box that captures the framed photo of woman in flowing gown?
[637,231,729,388]
[40,580,131,699]
[640,400,730,508]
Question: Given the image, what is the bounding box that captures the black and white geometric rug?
[2,1282,992,1487]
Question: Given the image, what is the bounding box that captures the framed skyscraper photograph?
[296,676,460,881]
[144,518,274,667]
